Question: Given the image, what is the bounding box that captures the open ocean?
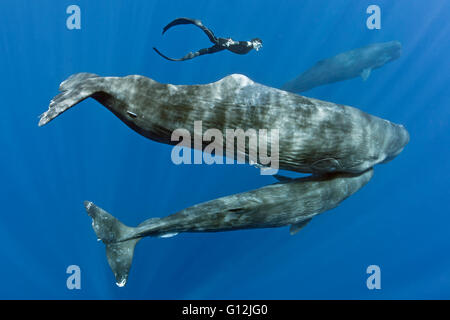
[0,0,448,299]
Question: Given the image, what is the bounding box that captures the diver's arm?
[153,44,224,62]
[162,17,217,43]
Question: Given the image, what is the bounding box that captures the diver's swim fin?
[153,47,190,62]
[161,17,217,43]
[162,17,202,34]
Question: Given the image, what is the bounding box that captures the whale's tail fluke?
[84,201,140,287]
[38,73,100,127]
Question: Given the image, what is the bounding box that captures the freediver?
[153,17,263,61]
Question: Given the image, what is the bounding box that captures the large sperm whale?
[39,73,409,174]
[85,169,373,286]
[281,41,402,93]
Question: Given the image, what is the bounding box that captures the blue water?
[0,0,448,299]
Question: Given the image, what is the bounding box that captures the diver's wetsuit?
[153,18,262,61]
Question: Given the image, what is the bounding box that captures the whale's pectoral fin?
[38,73,100,127]
[289,218,312,235]
[361,68,372,81]
[85,201,140,287]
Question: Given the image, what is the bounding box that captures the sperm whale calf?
[281,41,402,93]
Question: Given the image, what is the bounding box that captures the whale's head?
[381,123,410,164]
[386,41,402,57]
[375,41,402,66]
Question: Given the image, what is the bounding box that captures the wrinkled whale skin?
[39,73,409,174]
[86,169,374,286]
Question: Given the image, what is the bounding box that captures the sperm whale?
[39,73,409,174]
[85,169,374,286]
[281,41,402,93]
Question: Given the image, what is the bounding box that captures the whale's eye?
[127,110,137,118]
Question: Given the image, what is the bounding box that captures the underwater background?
[0,0,448,299]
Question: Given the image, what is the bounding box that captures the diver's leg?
[196,44,225,56]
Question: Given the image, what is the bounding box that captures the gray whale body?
[39,73,409,174]
[85,169,374,286]
[281,41,402,93]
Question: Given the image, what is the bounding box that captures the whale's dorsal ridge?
[217,73,254,87]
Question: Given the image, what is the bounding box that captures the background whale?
[281,41,402,93]
[85,169,374,286]
[39,73,409,174]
